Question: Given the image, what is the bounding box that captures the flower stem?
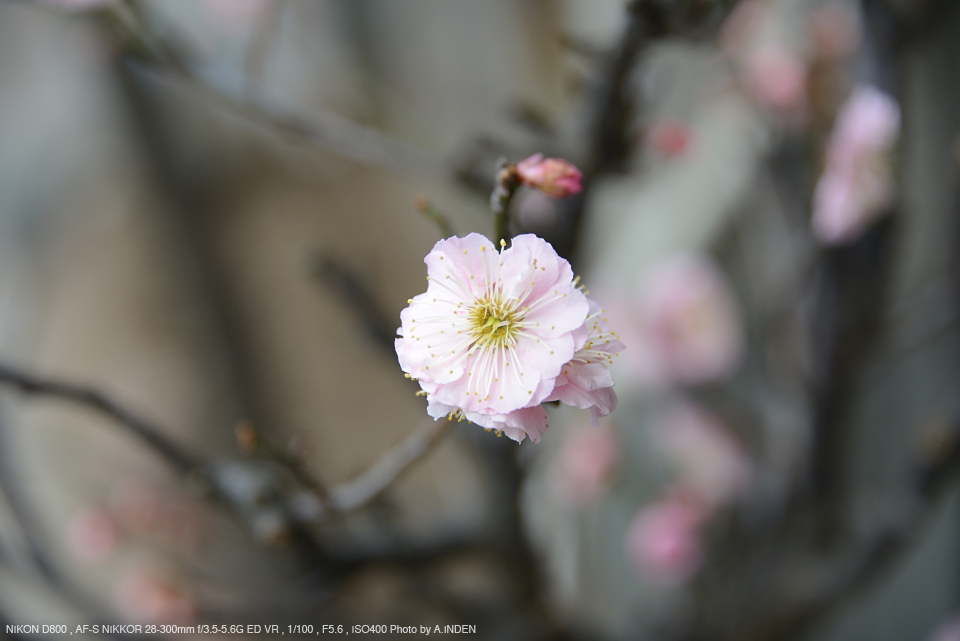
[490,159,519,247]
[414,197,456,238]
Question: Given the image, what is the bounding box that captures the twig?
[310,253,397,352]
[756,420,960,641]
[235,420,330,503]
[99,2,450,181]
[489,158,519,246]
[0,361,198,474]
[414,197,456,239]
[327,418,451,512]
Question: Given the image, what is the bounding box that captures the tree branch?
[0,361,198,474]
[98,2,450,181]
[327,418,450,512]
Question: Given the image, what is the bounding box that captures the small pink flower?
[647,121,692,159]
[66,507,118,565]
[114,566,195,625]
[634,255,743,386]
[398,234,600,443]
[745,46,808,112]
[812,86,900,245]
[649,400,751,507]
[550,424,618,508]
[515,154,583,198]
[625,494,708,584]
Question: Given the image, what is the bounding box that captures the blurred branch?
[559,0,731,260]
[414,197,456,239]
[490,158,520,245]
[761,420,960,641]
[328,418,450,512]
[310,253,398,352]
[99,1,450,181]
[0,361,198,474]
[235,420,330,504]
[0,413,135,639]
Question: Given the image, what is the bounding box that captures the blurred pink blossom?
[66,507,118,565]
[624,493,708,584]
[633,255,743,386]
[810,4,861,60]
[515,154,583,198]
[550,424,618,508]
[744,46,808,113]
[649,400,751,507]
[647,121,692,159]
[812,86,900,245]
[114,566,196,625]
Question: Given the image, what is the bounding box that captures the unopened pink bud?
[515,154,583,198]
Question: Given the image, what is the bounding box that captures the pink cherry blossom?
[550,424,618,508]
[397,233,598,443]
[625,493,708,584]
[812,86,900,245]
[648,400,751,508]
[114,566,196,625]
[515,154,583,198]
[66,507,119,565]
[634,255,743,386]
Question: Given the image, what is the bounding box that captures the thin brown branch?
[414,197,456,239]
[328,418,451,512]
[101,2,450,181]
[0,361,198,473]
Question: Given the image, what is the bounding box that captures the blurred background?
[0,0,959,639]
